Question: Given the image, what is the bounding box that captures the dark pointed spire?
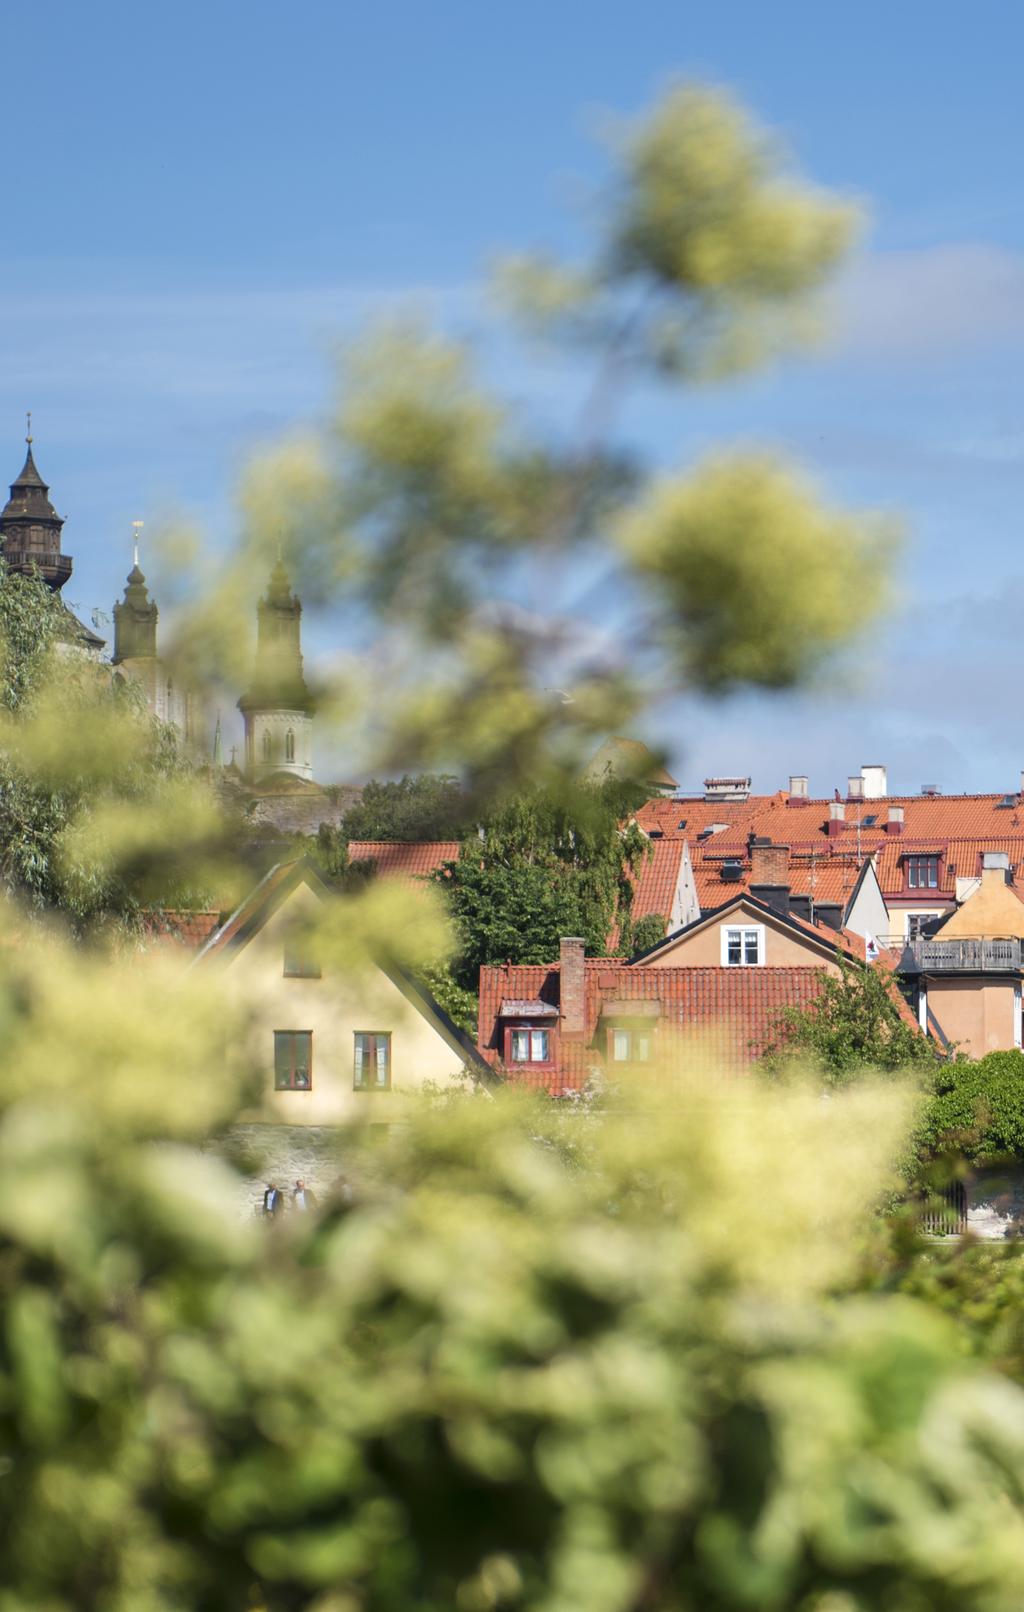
[1,423,71,590]
[112,521,158,662]
[238,555,313,715]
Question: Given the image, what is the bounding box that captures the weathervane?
[25,411,32,445]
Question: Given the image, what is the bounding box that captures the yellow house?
[904,863,1024,1057]
[193,859,495,1127]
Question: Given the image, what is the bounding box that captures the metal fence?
[919,1181,968,1236]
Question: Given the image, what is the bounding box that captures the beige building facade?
[194,861,492,1127]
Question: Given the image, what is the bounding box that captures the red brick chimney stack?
[749,840,791,887]
[559,937,586,1036]
[886,806,904,835]
[827,802,845,838]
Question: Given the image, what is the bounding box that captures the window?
[274,1030,312,1090]
[285,729,295,762]
[863,814,877,827]
[283,945,320,979]
[262,732,272,762]
[610,1028,652,1063]
[906,855,939,889]
[354,1031,391,1090]
[907,913,938,941]
[721,924,764,966]
[507,1026,550,1063]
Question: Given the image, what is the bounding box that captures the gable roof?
[629,890,874,966]
[194,857,496,1083]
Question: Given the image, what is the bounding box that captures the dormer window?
[905,855,939,889]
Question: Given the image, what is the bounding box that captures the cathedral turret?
[1,420,104,654]
[112,525,158,662]
[0,419,72,591]
[110,521,195,740]
[238,556,314,781]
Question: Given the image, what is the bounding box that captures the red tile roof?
[142,909,223,951]
[478,961,832,1094]
[636,790,1024,904]
[346,841,461,885]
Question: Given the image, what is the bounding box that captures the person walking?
[262,1181,283,1218]
[291,1178,317,1211]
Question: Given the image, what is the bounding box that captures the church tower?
[112,523,195,741]
[237,556,314,781]
[1,421,104,654]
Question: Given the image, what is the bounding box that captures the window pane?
[510,1028,529,1061]
[612,1028,630,1061]
[294,1032,311,1088]
[636,1036,651,1062]
[744,930,760,965]
[726,929,741,965]
[274,1031,291,1088]
[375,1035,390,1088]
[530,1029,549,1061]
[927,858,938,888]
[354,1032,367,1088]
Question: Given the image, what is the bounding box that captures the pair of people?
[262,1178,318,1217]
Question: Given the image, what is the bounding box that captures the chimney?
[861,764,888,800]
[749,839,791,888]
[827,801,845,838]
[559,937,586,1036]
[847,776,864,800]
[886,805,904,835]
[749,838,791,917]
[788,774,809,803]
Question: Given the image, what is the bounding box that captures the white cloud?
[832,243,1024,357]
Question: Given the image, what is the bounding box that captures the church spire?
[237,554,315,781]
[0,424,72,591]
[112,520,158,662]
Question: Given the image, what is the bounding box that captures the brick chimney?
[749,839,790,887]
[559,937,586,1036]
[827,802,845,838]
[886,805,904,835]
[749,838,791,917]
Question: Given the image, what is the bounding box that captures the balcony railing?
[910,937,1021,972]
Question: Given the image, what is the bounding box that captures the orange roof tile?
[478,962,835,1094]
[346,840,460,886]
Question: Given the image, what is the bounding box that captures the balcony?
[910,937,1021,973]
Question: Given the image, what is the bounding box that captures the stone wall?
[967,1167,1024,1240]
[214,1124,355,1219]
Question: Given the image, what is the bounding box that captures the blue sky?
[3,0,1024,793]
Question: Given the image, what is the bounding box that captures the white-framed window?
[720,924,764,967]
[906,913,940,941]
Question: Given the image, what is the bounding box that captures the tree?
[0,560,220,931]
[439,780,651,986]
[916,1049,1024,1163]
[760,953,937,1084]
[341,774,468,842]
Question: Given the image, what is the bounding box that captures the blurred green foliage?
[0,76,991,1612]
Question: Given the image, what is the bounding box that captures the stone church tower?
[111,528,195,739]
[0,424,105,655]
[237,556,314,781]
